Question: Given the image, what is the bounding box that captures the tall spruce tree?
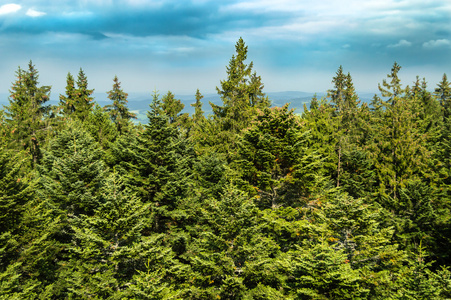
[191,89,205,124]
[370,62,430,200]
[208,38,270,155]
[59,72,76,116]
[5,61,51,167]
[74,68,94,121]
[104,75,136,133]
[125,91,195,232]
[328,67,362,187]
[435,73,451,117]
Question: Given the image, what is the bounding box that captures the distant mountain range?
[0,91,377,124]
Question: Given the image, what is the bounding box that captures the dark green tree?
[191,89,205,124]
[59,72,77,116]
[54,172,159,298]
[74,68,94,121]
[104,75,136,133]
[235,104,325,209]
[435,73,451,117]
[4,61,51,167]
[38,119,107,216]
[182,185,287,299]
[125,92,195,232]
[208,37,270,155]
[0,149,33,277]
[161,91,185,124]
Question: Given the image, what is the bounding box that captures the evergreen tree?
[370,62,429,201]
[38,119,107,216]
[328,67,362,187]
[161,91,185,124]
[328,65,347,113]
[435,73,451,117]
[208,37,270,155]
[435,74,451,186]
[104,75,136,133]
[213,37,270,125]
[54,172,159,298]
[59,72,76,116]
[0,149,33,274]
[74,68,94,121]
[86,104,118,151]
[182,185,286,299]
[4,61,51,167]
[235,104,324,209]
[191,89,205,124]
[125,92,195,232]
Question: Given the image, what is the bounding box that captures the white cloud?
[423,39,451,48]
[388,39,412,48]
[0,3,21,15]
[26,8,46,17]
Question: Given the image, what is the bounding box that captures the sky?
[0,0,450,99]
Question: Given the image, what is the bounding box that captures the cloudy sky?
[0,0,450,98]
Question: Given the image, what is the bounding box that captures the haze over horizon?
[0,0,449,97]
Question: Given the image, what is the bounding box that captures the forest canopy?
[1,38,451,299]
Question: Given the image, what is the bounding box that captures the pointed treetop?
[379,62,403,103]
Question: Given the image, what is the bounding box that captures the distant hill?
[0,91,377,124]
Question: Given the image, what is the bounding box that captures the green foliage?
[161,91,185,124]
[38,119,107,216]
[191,89,205,125]
[86,104,119,151]
[183,185,288,299]
[4,61,51,167]
[104,75,136,133]
[53,172,157,298]
[236,104,325,209]
[207,37,270,156]
[2,40,451,299]
[0,148,33,280]
[124,92,195,232]
[59,72,77,116]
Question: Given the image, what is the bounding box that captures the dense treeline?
[1,38,451,299]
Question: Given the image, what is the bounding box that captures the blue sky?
[0,0,450,98]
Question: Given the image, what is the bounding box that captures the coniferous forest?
[2,38,451,299]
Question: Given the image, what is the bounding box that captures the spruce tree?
[38,119,107,216]
[370,62,429,201]
[54,172,157,298]
[435,73,451,117]
[59,72,76,116]
[0,149,33,274]
[125,91,195,232]
[191,89,205,124]
[235,104,324,209]
[327,67,362,187]
[182,185,286,299]
[161,91,185,124]
[74,68,94,121]
[213,37,270,125]
[208,37,270,155]
[104,75,136,133]
[5,61,51,167]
